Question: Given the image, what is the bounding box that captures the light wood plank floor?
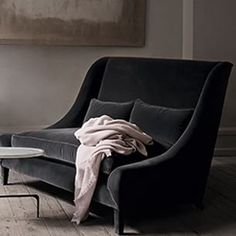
[0,156,236,236]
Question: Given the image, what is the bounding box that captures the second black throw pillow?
[130,99,194,148]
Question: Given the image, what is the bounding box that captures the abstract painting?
[0,0,146,46]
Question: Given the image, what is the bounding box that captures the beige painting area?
[0,0,146,46]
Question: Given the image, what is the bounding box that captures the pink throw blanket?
[72,115,152,224]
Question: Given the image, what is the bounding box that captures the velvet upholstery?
[12,128,79,163]
[0,57,233,234]
[0,133,13,147]
[12,128,140,175]
[130,99,194,148]
[83,99,134,122]
[98,58,217,108]
[2,157,75,191]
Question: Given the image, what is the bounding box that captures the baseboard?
[214,148,236,156]
[218,127,236,136]
[215,127,236,156]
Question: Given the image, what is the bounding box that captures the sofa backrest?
[50,57,232,130]
[97,57,217,108]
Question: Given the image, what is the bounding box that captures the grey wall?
[194,0,236,128]
[0,0,183,132]
[193,0,236,155]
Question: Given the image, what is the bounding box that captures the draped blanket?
[72,115,152,224]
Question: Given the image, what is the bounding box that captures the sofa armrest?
[107,61,233,210]
[107,143,184,209]
[106,88,207,210]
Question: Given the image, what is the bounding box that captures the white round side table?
[0,147,45,218]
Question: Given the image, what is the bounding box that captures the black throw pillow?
[83,99,134,123]
[130,99,194,148]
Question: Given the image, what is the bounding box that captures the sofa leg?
[1,166,9,185]
[114,209,124,235]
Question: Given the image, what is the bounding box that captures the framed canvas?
[0,0,146,46]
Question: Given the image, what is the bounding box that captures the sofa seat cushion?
[12,128,80,164]
[12,127,165,175]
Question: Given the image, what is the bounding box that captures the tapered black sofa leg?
[114,209,124,235]
[1,166,9,185]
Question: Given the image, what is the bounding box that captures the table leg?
[0,194,40,217]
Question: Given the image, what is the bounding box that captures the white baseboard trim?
[218,127,236,136]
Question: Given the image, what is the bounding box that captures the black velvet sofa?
[0,57,232,234]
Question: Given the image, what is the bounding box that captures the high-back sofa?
[0,57,233,234]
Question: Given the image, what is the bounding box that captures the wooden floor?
[0,156,236,236]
